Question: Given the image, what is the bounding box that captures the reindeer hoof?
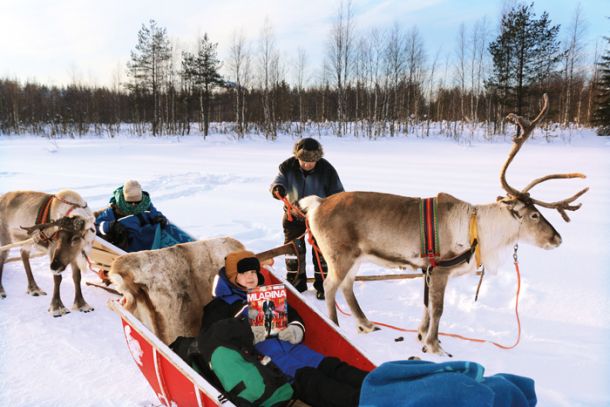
[0,290,6,299]
[49,306,70,317]
[75,304,94,313]
[417,333,423,341]
[27,287,47,296]
[357,322,377,334]
[423,341,452,356]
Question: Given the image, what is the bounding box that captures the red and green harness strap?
[419,197,440,267]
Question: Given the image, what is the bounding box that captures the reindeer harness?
[24,194,89,245]
[419,197,482,306]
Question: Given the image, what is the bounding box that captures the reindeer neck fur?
[474,201,522,272]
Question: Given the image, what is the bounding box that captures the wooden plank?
[89,238,121,269]
[306,271,483,283]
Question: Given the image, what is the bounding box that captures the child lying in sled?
[197,250,367,407]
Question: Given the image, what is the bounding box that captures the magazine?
[247,284,288,337]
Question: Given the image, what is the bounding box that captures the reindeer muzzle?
[50,258,67,272]
[544,234,562,249]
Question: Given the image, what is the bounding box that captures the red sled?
[99,240,376,406]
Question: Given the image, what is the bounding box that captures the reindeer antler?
[499,94,588,222]
[21,216,86,235]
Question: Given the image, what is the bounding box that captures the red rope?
[82,251,110,283]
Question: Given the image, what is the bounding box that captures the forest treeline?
[1,2,608,138]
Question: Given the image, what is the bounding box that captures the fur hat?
[225,250,263,286]
[293,138,324,162]
[123,180,142,202]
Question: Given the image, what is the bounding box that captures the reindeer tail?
[298,195,322,214]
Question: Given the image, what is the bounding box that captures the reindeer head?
[21,216,89,273]
[498,94,589,249]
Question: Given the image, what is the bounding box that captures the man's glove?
[110,221,127,239]
[251,326,267,345]
[272,185,286,199]
[152,215,168,227]
[108,221,129,250]
[278,323,304,344]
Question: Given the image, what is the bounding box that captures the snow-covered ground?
[0,129,608,406]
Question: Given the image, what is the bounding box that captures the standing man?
[270,138,344,299]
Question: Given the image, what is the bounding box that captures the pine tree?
[127,20,172,136]
[182,34,223,138]
[593,35,610,135]
[487,3,563,117]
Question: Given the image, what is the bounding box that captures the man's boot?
[313,252,328,300]
[286,239,307,292]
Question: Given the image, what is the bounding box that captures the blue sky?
[0,0,607,88]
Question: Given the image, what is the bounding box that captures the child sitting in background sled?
[95,179,168,252]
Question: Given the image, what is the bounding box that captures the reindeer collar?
[419,197,440,266]
[36,194,55,226]
[22,195,89,244]
[419,199,480,269]
[469,208,482,269]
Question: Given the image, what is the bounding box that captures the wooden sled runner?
[91,236,376,406]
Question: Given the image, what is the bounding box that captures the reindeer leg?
[421,270,452,357]
[417,303,430,343]
[71,261,93,312]
[49,274,70,317]
[324,252,359,326]
[0,229,7,298]
[323,272,341,325]
[341,272,376,333]
[21,248,46,296]
[0,252,6,299]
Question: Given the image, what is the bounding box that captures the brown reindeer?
[107,237,294,345]
[299,95,588,356]
[108,237,246,344]
[0,190,96,316]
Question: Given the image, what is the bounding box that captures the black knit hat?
[225,250,264,286]
[293,138,324,162]
[237,257,260,274]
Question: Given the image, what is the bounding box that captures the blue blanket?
[360,360,536,407]
[152,223,194,249]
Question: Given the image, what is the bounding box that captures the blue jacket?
[203,271,324,379]
[95,204,163,252]
[270,157,344,204]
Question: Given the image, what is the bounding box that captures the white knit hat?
[123,180,142,202]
